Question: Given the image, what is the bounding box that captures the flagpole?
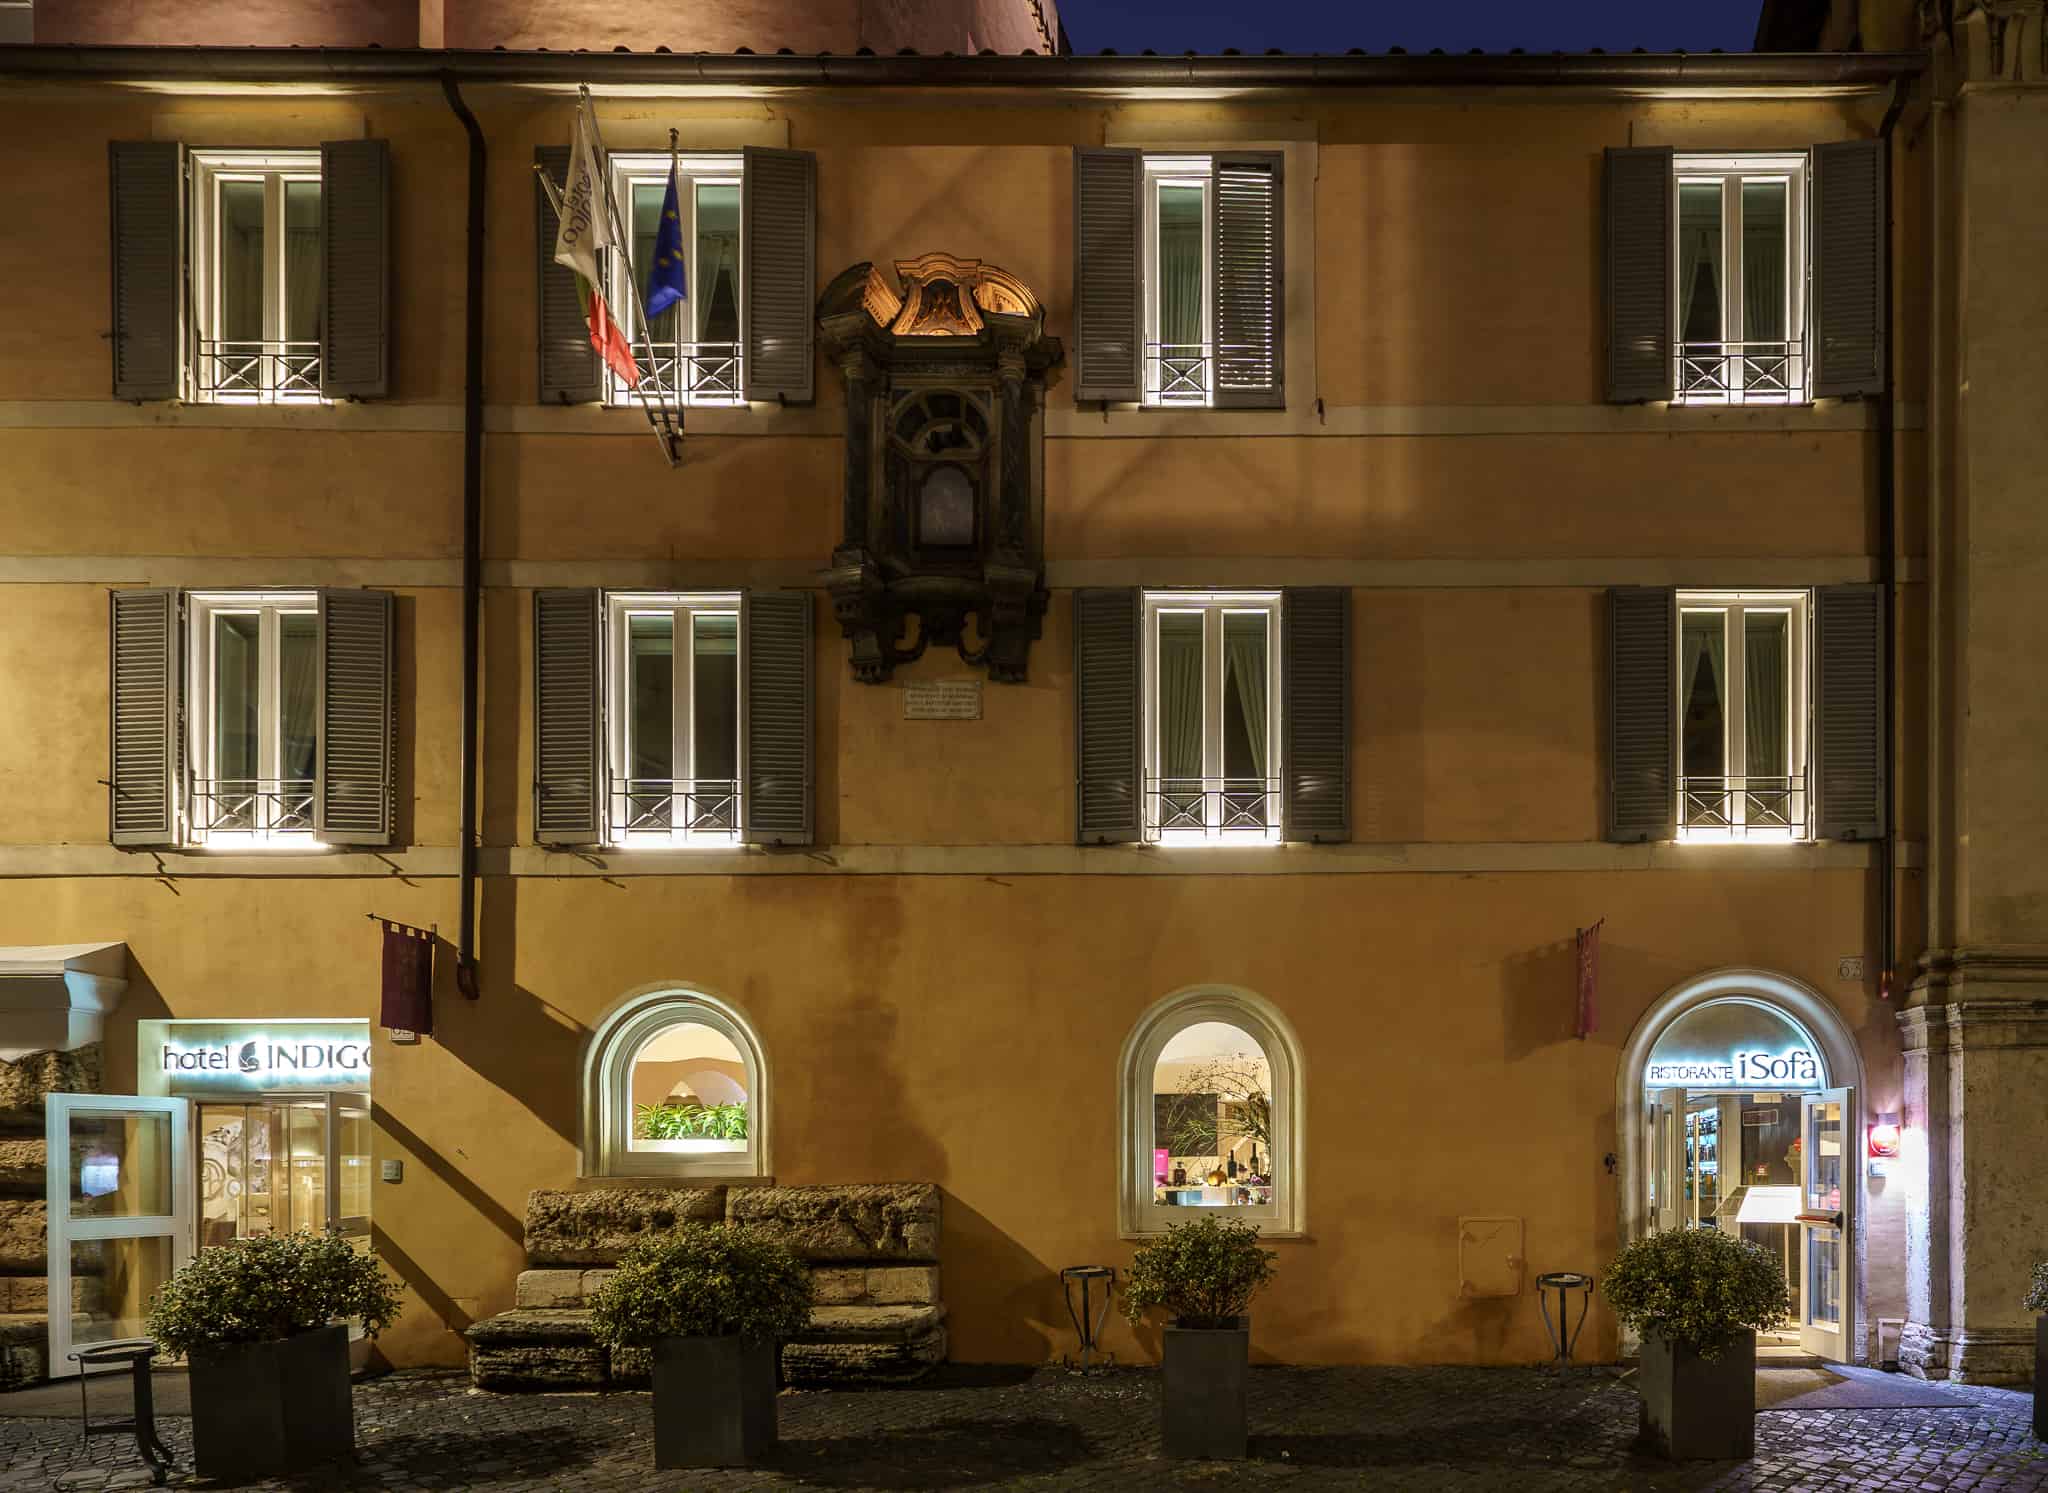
[579,85,680,466]
[534,154,676,468]
[668,127,685,442]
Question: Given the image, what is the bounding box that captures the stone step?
[466,1303,948,1391]
[512,1262,941,1310]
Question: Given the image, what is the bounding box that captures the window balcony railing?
[1680,774,1807,838]
[608,777,742,843]
[195,340,323,402]
[1675,340,1805,405]
[1144,776,1280,841]
[621,342,744,407]
[191,777,316,839]
[1144,342,1211,406]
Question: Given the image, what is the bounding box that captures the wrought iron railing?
[621,342,744,406]
[1144,342,1211,406]
[609,778,742,842]
[1144,776,1281,840]
[1676,340,1805,404]
[191,778,315,838]
[1680,774,1807,837]
[195,340,323,402]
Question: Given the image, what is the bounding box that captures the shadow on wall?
[1499,935,1580,1064]
[939,1191,1066,1365]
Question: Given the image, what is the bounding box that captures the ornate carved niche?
[817,254,1064,683]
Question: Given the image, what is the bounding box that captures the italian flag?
[553,102,641,388]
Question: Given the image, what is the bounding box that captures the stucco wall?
[0,71,1921,1370]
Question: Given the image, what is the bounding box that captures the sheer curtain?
[1677,183,1722,345]
[1744,619,1788,784]
[279,617,320,786]
[1740,183,1787,344]
[1158,615,1204,786]
[1224,623,1268,781]
[1157,186,1204,351]
[1681,617,1727,781]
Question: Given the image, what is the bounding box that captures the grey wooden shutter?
[315,588,397,845]
[1212,152,1284,409]
[1072,147,1142,404]
[742,590,814,846]
[533,588,604,845]
[1075,587,1141,844]
[1814,583,1885,840]
[1282,587,1348,842]
[741,147,816,404]
[108,587,181,847]
[109,142,183,401]
[1607,586,1676,842]
[536,145,601,404]
[1603,146,1674,403]
[1811,139,1886,399]
[319,139,390,399]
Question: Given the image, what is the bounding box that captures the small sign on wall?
[903,679,983,720]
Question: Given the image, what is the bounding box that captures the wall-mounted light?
[1868,1112,1903,1159]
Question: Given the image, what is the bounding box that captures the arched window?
[581,985,769,1179]
[1119,986,1305,1237]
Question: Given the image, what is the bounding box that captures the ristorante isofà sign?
[1645,1047,1822,1088]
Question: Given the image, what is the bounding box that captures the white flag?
[553,101,610,287]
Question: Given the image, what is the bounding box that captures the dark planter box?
[1161,1318,1249,1460]
[2035,1316,2046,1441]
[189,1323,354,1482]
[1637,1329,1755,1460]
[651,1334,779,1468]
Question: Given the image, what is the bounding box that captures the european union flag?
[644,161,687,321]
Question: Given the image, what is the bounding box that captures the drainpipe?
[1876,77,1908,1002]
[441,72,484,1000]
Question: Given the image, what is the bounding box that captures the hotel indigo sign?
[154,1022,372,1093]
[1645,1047,1821,1088]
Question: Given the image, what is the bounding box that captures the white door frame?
[1613,968,1868,1358]
[1798,1086,1856,1361]
[44,1092,193,1378]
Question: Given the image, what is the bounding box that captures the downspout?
[441,72,484,999]
[1876,76,1908,1002]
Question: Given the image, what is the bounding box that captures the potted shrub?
[2026,1261,2047,1440]
[1123,1214,1277,1460]
[1604,1227,1791,1460]
[589,1224,815,1469]
[148,1230,401,1481]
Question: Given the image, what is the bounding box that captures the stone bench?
[465,1183,946,1391]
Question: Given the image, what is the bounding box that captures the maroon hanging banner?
[1575,918,1603,1039]
[380,920,435,1038]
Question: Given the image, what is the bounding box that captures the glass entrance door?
[1797,1087,1854,1361]
[195,1096,367,1245]
[1648,1088,1685,1233]
[43,1093,192,1378]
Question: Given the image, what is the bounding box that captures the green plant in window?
[635,1099,749,1141]
[1603,1227,1792,1358]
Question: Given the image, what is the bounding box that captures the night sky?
[1061,0,1764,56]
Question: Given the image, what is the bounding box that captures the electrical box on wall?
[1458,1216,1525,1298]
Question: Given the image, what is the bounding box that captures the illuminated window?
[1143,591,1281,842]
[605,154,743,408]
[1121,987,1303,1236]
[189,151,325,403]
[1673,154,1809,405]
[187,592,320,845]
[1677,590,1811,841]
[582,986,767,1180]
[605,593,741,846]
[1142,155,1212,407]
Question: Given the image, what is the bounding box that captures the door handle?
[1794,1211,1843,1229]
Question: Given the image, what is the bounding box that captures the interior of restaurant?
[1151,1021,1273,1207]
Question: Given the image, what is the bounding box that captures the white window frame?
[605,591,744,848]
[1672,152,1809,406]
[1676,589,1812,843]
[1141,590,1282,844]
[581,984,769,1181]
[603,153,744,410]
[188,150,326,405]
[1119,985,1305,1238]
[186,590,321,849]
[1141,154,1214,408]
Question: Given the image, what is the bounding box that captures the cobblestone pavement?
[1,1366,2041,1493]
